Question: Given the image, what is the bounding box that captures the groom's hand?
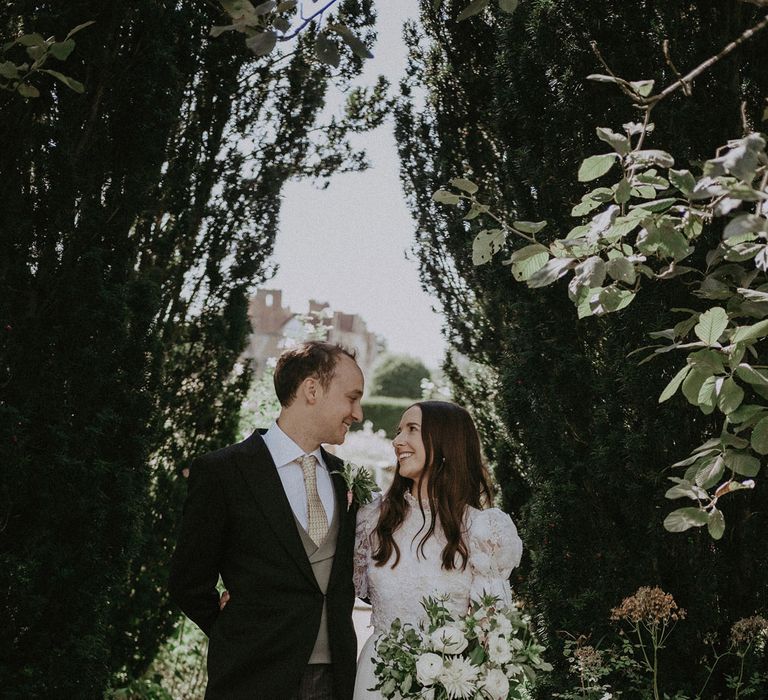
[219,590,230,610]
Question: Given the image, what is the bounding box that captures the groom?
[169,341,364,699]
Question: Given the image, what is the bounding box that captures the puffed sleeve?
[353,495,382,600]
[468,508,523,605]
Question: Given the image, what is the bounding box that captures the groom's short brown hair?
[273,341,357,407]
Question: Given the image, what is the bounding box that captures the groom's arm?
[169,455,225,637]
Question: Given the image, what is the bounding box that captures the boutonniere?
[339,460,381,511]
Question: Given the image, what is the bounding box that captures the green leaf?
[527,257,575,288]
[697,375,719,414]
[578,153,619,182]
[707,508,725,540]
[506,243,550,282]
[65,20,97,40]
[694,307,728,346]
[681,367,707,405]
[669,169,696,195]
[731,319,768,344]
[687,349,724,375]
[695,455,725,489]
[614,178,632,204]
[432,189,461,205]
[728,404,766,425]
[630,149,674,168]
[705,133,765,182]
[596,127,630,156]
[629,79,655,97]
[17,82,40,98]
[513,220,547,234]
[315,34,340,67]
[734,363,768,386]
[631,198,678,213]
[605,256,635,284]
[327,24,374,59]
[589,286,635,315]
[665,478,707,500]
[450,177,478,194]
[472,229,505,266]
[717,378,744,415]
[245,30,278,56]
[457,0,489,20]
[664,507,709,532]
[49,39,76,61]
[723,214,768,240]
[254,0,277,13]
[750,416,768,455]
[0,61,19,79]
[694,437,724,453]
[38,69,84,93]
[498,0,519,11]
[724,450,760,477]
[659,365,691,403]
[17,33,46,47]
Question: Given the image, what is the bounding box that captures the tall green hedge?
[0,1,381,695]
[395,0,768,693]
[356,396,414,438]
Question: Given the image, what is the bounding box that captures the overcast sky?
[266,2,448,368]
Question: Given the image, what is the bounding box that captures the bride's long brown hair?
[372,401,494,571]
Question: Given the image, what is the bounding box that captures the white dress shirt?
[262,422,335,529]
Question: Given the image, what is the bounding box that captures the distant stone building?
[243,288,380,378]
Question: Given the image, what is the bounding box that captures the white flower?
[438,656,478,699]
[487,632,513,664]
[479,668,510,700]
[509,637,524,651]
[430,625,469,654]
[505,662,523,678]
[415,652,444,686]
[493,614,513,636]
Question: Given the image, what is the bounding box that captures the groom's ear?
[301,375,321,405]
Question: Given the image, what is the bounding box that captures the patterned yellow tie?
[298,454,329,546]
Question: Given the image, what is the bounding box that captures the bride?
[352,400,523,699]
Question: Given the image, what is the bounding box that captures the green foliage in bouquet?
[373,594,551,699]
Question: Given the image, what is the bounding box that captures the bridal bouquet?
[372,594,551,700]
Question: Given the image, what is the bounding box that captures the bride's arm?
[353,496,381,601]
[467,509,523,605]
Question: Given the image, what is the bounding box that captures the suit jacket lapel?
[323,448,352,590]
[235,430,318,589]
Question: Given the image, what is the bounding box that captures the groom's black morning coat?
[169,430,358,699]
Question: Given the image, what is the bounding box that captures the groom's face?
[313,354,364,445]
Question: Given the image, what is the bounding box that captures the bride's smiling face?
[393,405,427,484]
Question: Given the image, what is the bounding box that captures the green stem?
[652,627,661,700]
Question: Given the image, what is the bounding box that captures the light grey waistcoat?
[293,493,339,664]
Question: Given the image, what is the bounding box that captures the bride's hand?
[219,590,230,610]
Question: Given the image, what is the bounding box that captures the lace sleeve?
[468,508,523,606]
[353,496,382,600]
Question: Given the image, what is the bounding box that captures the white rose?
[480,668,510,700]
[493,614,513,636]
[429,625,469,654]
[487,632,513,664]
[415,652,444,686]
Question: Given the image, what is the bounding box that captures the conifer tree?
[0,1,386,694]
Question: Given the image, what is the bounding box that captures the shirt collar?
[263,421,326,470]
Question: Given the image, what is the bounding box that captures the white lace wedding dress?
[352,493,523,699]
